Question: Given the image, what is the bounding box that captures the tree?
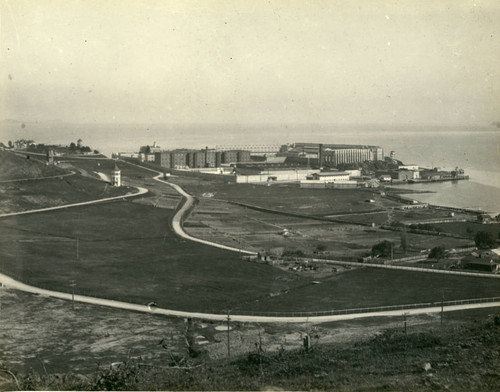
[69,142,77,151]
[474,231,495,249]
[371,240,394,258]
[428,246,446,261]
[8,140,13,148]
[77,138,83,148]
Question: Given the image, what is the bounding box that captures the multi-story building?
[284,143,384,166]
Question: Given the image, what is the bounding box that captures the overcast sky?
[1,0,499,126]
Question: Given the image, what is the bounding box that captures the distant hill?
[0,150,67,180]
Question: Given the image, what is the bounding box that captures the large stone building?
[152,147,250,169]
[282,143,384,166]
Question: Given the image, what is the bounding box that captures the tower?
[46,149,55,165]
[111,163,121,187]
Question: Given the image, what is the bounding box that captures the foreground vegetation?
[3,312,499,391]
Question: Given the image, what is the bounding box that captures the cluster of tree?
[474,231,496,249]
[371,240,394,258]
[69,139,97,154]
[8,139,34,149]
[428,246,446,261]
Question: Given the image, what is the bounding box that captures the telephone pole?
[226,310,231,358]
[441,290,444,326]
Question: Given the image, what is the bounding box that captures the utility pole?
[69,280,76,310]
[226,310,231,358]
[441,290,444,326]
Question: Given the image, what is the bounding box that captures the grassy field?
[0,199,496,314]
[185,197,473,259]
[433,221,500,239]
[0,201,304,312]
[0,175,137,213]
[169,178,403,216]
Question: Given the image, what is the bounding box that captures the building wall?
[398,170,415,181]
[154,152,172,168]
[312,172,350,182]
[235,169,317,183]
[205,149,216,167]
[222,150,239,164]
[171,151,188,168]
[237,150,251,162]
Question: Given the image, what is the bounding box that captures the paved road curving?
[153,174,257,255]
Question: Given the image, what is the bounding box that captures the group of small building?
[460,249,500,273]
[378,165,468,184]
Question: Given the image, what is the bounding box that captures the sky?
[1,0,499,126]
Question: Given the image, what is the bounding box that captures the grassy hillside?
[0,150,67,180]
[2,309,499,391]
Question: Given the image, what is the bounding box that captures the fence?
[229,296,500,317]
[2,265,499,321]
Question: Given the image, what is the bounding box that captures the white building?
[300,171,358,188]
[111,164,121,187]
[398,164,420,179]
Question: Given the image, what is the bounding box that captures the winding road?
[153,174,257,255]
[0,161,498,323]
